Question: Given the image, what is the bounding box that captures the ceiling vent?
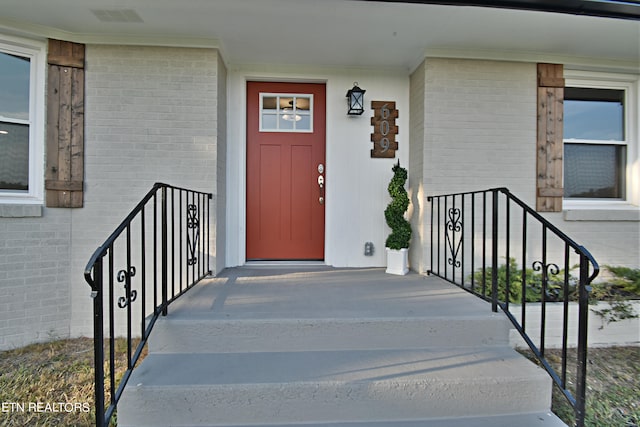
[91,9,143,23]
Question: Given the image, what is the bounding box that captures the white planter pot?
[385,248,409,275]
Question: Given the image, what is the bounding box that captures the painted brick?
[0,45,224,349]
[69,45,224,338]
[413,57,638,271]
[409,60,427,273]
[420,58,537,199]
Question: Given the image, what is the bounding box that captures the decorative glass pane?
[564,88,624,141]
[564,143,625,198]
[280,97,294,111]
[0,52,30,121]
[0,122,29,191]
[262,96,277,113]
[295,96,311,112]
[262,113,277,129]
[297,115,311,130]
[278,114,294,130]
[260,93,313,132]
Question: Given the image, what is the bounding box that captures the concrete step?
[176,413,567,427]
[149,315,512,353]
[118,347,553,427]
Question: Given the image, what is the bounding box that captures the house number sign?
[370,101,398,158]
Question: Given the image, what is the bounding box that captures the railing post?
[91,258,105,427]
[491,189,499,312]
[575,253,590,427]
[161,186,168,316]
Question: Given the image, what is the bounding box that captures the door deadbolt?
[318,164,324,174]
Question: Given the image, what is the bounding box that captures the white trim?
[421,48,640,75]
[563,199,639,221]
[0,35,45,205]
[227,72,330,268]
[564,71,639,207]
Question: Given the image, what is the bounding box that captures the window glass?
[0,52,30,192]
[564,144,625,198]
[297,115,311,130]
[0,52,30,120]
[261,113,277,129]
[262,96,277,113]
[564,88,624,141]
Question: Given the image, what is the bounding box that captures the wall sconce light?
[346,82,365,116]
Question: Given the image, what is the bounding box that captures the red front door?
[246,82,326,260]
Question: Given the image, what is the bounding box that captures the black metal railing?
[428,187,599,427]
[84,183,212,427]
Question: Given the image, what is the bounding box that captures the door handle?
[318,175,325,205]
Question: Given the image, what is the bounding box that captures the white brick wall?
[411,57,639,272]
[546,213,640,268]
[69,45,223,338]
[0,209,72,349]
[423,58,537,199]
[409,61,426,273]
[410,58,537,274]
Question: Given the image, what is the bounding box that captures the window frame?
[563,70,639,208]
[0,36,46,205]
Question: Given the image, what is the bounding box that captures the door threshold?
[244,260,326,267]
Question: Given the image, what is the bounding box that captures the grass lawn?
[1,338,638,426]
[0,338,95,426]
[520,346,640,427]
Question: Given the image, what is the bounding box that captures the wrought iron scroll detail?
[532,261,561,301]
[117,266,137,308]
[187,204,199,266]
[445,207,462,268]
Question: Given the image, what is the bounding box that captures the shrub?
[471,261,639,325]
[471,257,575,303]
[384,161,411,250]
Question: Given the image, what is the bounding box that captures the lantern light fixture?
[346,82,365,116]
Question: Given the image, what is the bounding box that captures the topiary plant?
[385,161,411,250]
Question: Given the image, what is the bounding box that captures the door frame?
[230,77,328,266]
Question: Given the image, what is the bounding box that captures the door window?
[260,93,312,132]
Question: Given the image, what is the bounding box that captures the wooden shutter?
[46,39,85,208]
[536,63,564,212]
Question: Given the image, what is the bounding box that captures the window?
[563,87,626,199]
[0,52,30,192]
[0,37,45,204]
[563,74,638,205]
[260,93,313,132]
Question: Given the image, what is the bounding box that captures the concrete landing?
[166,267,495,319]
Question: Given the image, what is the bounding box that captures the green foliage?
[471,258,573,303]
[384,161,411,250]
[471,260,639,326]
[590,265,640,328]
[602,265,640,295]
[591,302,638,328]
